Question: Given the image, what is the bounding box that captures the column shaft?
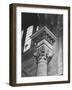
[37,56,47,76]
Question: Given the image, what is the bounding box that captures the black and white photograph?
[21,13,63,77]
[9,4,70,86]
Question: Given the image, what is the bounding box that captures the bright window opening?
[23,25,33,52]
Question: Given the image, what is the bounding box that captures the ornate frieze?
[31,26,56,46]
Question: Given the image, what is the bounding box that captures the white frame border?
[16,6,68,84]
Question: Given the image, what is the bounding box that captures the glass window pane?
[23,25,33,52]
[26,26,33,36]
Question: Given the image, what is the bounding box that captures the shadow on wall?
[47,30,63,76]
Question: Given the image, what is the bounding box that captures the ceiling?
[21,13,63,37]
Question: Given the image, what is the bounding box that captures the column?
[37,55,47,76]
[33,44,50,76]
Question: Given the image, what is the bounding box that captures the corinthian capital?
[33,43,54,64]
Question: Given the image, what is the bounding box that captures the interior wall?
[58,30,63,75]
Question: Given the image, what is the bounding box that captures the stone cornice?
[31,26,56,40]
[31,26,56,46]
